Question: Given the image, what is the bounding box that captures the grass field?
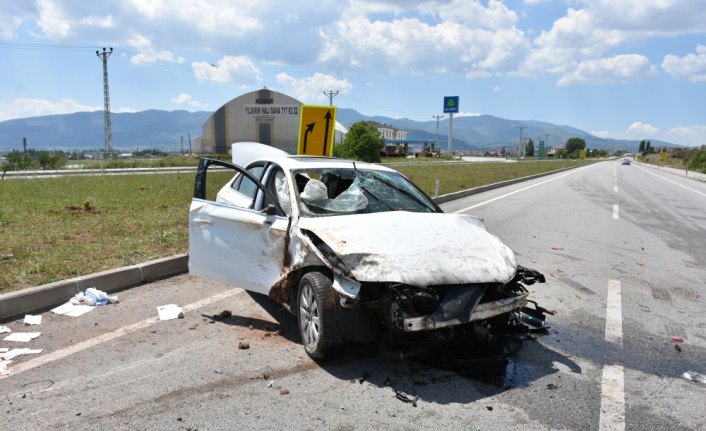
[0,159,591,293]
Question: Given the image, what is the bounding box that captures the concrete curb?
[0,254,188,322]
[0,163,586,322]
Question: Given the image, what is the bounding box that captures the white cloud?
[275,72,353,104]
[557,55,656,86]
[662,45,706,82]
[127,33,185,65]
[319,0,528,77]
[36,0,71,38]
[665,125,706,146]
[171,93,207,109]
[0,97,100,121]
[626,122,660,136]
[192,55,261,86]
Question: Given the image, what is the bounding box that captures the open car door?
[188,158,289,296]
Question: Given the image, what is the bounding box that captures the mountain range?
[0,108,672,153]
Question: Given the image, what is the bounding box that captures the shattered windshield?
[294,167,438,217]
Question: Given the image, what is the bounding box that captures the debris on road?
[671,336,685,343]
[157,304,184,320]
[238,341,250,350]
[0,360,11,376]
[52,301,95,317]
[280,388,289,395]
[72,287,118,306]
[0,348,42,360]
[0,325,10,334]
[682,371,706,384]
[3,332,41,342]
[24,314,42,325]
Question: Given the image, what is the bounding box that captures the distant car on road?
[188,143,548,359]
[621,158,631,165]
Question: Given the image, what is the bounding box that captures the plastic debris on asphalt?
[71,287,118,306]
[52,287,119,317]
[0,326,10,334]
[52,301,95,317]
[683,371,706,384]
[3,332,41,342]
[157,304,184,320]
[0,348,43,360]
[24,314,42,325]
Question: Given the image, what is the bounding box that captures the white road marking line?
[614,186,618,193]
[453,164,594,213]
[0,288,245,380]
[613,204,619,219]
[600,279,625,431]
[638,167,706,198]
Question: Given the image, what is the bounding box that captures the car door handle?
[193,218,214,225]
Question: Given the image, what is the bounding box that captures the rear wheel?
[297,272,340,359]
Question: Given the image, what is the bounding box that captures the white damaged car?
[189,143,547,359]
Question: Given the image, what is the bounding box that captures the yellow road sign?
[297,105,337,156]
[659,151,668,163]
[579,149,586,160]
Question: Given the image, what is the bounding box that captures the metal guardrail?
[1,166,199,179]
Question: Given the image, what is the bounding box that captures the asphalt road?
[2,159,705,430]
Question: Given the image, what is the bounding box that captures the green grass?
[0,159,591,293]
[0,171,231,293]
[394,159,589,195]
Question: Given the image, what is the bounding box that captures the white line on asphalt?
[453,165,594,213]
[614,186,618,193]
[0,288,245,380]
[599,279,625,431]
[638,167,706,198]
[613,204,619,219]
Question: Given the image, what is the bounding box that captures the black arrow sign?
[303,122,315,153]
[322,111,332,155]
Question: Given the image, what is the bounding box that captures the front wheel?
[297,272,340,359]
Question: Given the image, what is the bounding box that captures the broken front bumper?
[400,291,529,332]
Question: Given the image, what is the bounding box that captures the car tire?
[297,272,340,359]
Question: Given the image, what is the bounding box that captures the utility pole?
[516,124,526,159]
[323,90,339,106]
[96,47,114,158]
[433,115,444,149]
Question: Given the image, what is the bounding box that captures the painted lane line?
[600,279,625,431]
[614,186,618,193]
[0,288,245,380]
[613,204,619,220]
[453,164,595,213]
[638,166,706,198]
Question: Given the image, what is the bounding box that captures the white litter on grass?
[157,304,184,321]
[0,360,11,376]
[683,371,706,384]
[52,301,95,317]
[0,348,43,360]
[24,314,42,325]
[0,325,11,334]
[3,332,41,342]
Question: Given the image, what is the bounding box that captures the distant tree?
[525,139,535,157]
[333,121,385,162]
[639,140,646,153]
[565,137,586,158]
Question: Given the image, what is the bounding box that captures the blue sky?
[1,0,705,146]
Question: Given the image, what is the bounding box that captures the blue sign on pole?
[443,96,459,113]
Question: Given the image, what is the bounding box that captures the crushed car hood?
[298,212,517,286]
